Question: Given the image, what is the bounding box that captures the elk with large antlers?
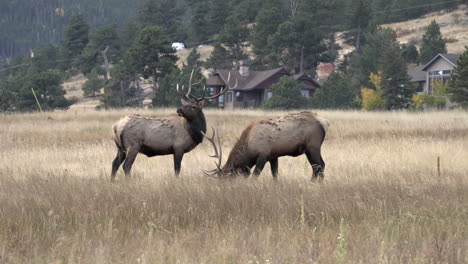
[110,70,236,180]
[203,111,329,180]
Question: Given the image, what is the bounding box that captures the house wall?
[424,58,456,93]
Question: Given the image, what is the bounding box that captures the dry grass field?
[0,109,467,263]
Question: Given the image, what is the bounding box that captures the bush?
[262,76,309,110]
[412,94,446,110]
[361,88,385,110]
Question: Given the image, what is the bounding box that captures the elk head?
[201,126,250,178]
[176,69,237,121]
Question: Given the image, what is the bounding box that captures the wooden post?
[437,156,441,177]
[31,88,43,112]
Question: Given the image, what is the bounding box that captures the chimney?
[239,60,250,77]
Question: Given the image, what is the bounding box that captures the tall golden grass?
[0,109,467,263]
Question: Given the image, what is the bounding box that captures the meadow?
[0,109,467,263]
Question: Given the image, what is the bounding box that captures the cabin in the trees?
[408,53,460,94]
[206,61,320,109]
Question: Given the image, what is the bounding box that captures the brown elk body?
[110,71,236,181]
[205,111,329,180]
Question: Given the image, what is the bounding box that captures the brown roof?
[294,72,321,88]
[207,67,320,91]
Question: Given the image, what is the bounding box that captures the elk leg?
[253,156,268,177]
[270,158,278,179]
[306,150,325,181]
[111,148,126,181]
[122,148,139,178]
[173,152,184,177]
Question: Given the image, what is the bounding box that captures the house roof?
[206,67,320,91]
[421,53,460,71]
[408,65,426,82]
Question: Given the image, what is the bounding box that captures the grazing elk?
[110,71,236,181]
[203,111,329,180]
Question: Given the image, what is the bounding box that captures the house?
[206,61,320,109]
[408,53,460,94]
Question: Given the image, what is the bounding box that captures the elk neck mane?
[223,124,254,170]
[185,111,207,144]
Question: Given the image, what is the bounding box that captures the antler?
[176,69,203,101]
[201,127,223,177]
[192,72,238,102]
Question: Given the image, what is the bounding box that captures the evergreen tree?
[62,14,90,69]
[152,68,183,107]
[401,43,419,64]
[31,44,62,71]
[0,77,19,111]
[217,16,250,69]
[262,76,309,109]
[82,68,105,97]
[188,1,211,43]
[139,0,183,40]
[269,16,324,74]
[250,2,286,68]
[78,24,121,77]
[207,0,230,36]
[204,44,234,70]
[447,47,468,108]
[419,20,447,64]
[17,71,70,111]
[379,40,414,109]
[347,27,398,91]
[311,72,357,109]
[100,63,144,108]
[345,0,372,52]
[126,26,177,89]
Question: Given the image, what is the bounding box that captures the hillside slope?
[384,5,468,54]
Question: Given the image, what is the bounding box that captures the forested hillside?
[0,0,143,58]
[1,0,464,59]
[1,0,468,112]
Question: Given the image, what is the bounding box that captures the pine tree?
[139,0,183,40]
[125,26,177,89]
[217,16,250,69]
[78,24,121,77]
[262,76,309,109]
[447,47,468,108]
[401,43,419,64]
[311,72,357,109]
[379,40,414,109]
[204,44,234,70]
[17,71,70,111]
[188,1,211,43]
[62,14,90,69]
[100,63,144,108]
[250,1,286,67]
[419,20,447,64]
[82,68,105,97]
[345,0,372,52]
[152,68,183,107]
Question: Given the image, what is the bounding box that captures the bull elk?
[203,111,329,180]
[110,70,237,181]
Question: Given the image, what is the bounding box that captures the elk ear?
[180,98,189,105]
[198,99,207,107]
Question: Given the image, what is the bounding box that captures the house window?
[301,90,310,97]
[427,68,453,94]
[226,92,233,102]
[236,91,243,102]
[267,91,272,99]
